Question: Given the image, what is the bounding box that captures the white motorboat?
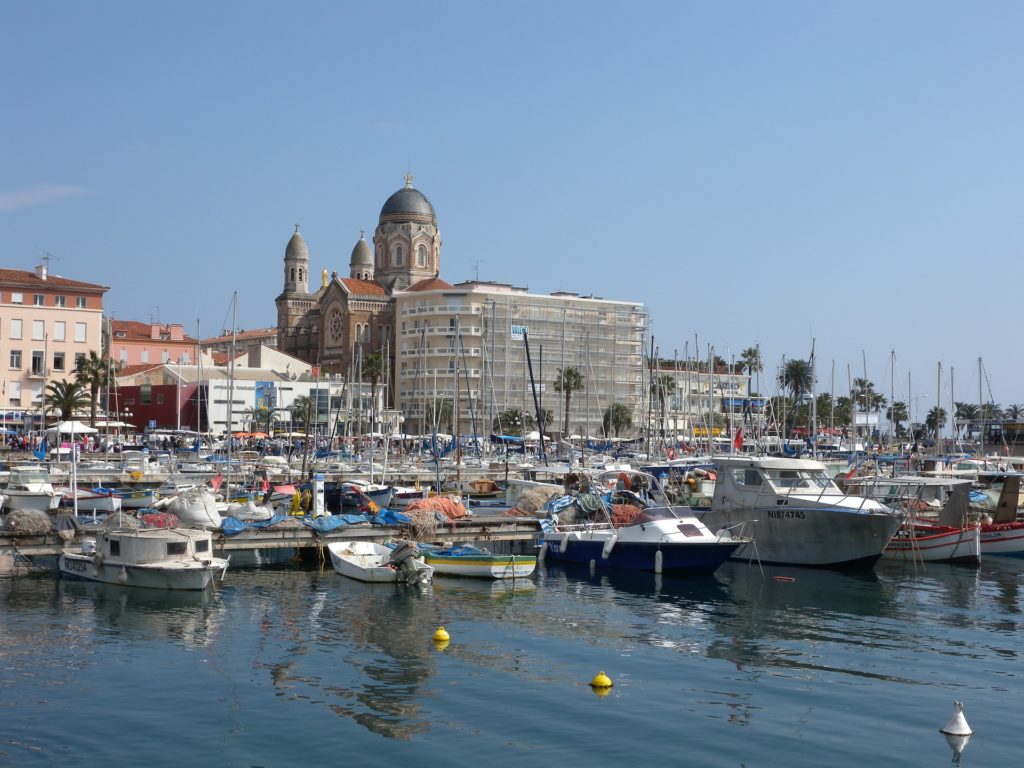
[700,456,903,567]
[326,540,433,584]
[59,528,229,590]
[61,487,123,513]
[541,469,746,574]
[3,466,62,513]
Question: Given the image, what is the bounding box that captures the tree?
[1005,404,1024,420]
[651,374,676,436]
[886,401,909,438]
[493,408,534,436]
[602,403,633,437]
[925,406,948,433]
[954,402,978,438]
[851,377,887,411]
[833,396,854,428]
[44,380,91,422]
[777,359,813,403]
[289,395,314,436]
[739,346,763,395]
[553,367,584,437]
[74,351,110,427]
[430,398,453,434]
[362,352,384,429]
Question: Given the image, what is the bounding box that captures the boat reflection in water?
[55,579,224,648]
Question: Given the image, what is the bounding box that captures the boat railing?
[745,482,889,514]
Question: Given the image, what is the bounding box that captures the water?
[2,557,1023,767]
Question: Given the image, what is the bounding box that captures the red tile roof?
[109,319,197,343]
[200,327,277,344]
[0,268,108,291]
[112,363,164,378]
[340,278,387,297]
[407,276,453,291]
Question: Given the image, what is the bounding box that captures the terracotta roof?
[109,319,197,343]
[112,363,164,378]
[199,327,277,344]
[211,352,231,366]
[0,268,109,292]
[340,278,387,297]
[407,276,453,291]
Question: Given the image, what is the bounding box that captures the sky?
[2,1,1022,423]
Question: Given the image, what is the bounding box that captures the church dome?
[379,174,436,224]
[350,231,372,266]
[285,226,308,260]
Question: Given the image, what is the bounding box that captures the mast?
[226,293,237,497]
[935,361,941,456]
[979,357,985,456]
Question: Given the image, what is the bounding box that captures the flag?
[843,453,860,481]
[733,427,743,452]
[33,437,47,461]
[209,474,223,490]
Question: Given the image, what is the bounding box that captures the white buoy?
[943,732,971,762]
[654,550,663,574]
[940,700,973,735]
[601,534,617,560]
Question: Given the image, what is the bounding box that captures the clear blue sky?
[2,1,1021,422]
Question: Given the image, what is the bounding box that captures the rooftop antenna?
[150,306,160,324]
[35,249,58,271]
[473,260,484,282]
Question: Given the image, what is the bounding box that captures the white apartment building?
[393,281,648,438]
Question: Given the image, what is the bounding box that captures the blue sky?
[2,1,1022,420]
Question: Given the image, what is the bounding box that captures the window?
[416,244,427,267]
[10,292,23,304]
[156,393,164,405]
[31,351,44,376]
[196,539,209,553]
[140,385,151,404]
[33,294,44,306]
[76,297,87,308]
[119,348,127,363]
[10,319,22,339]
[9,350,21,369]
[392,244,404,266]
[74,353,85,367]
[54,321,66,341]
[166,542,186,556]
[109,540,120,556]
[141,349,149,363]
[54,295,66,307]
[32,320,44,340]
[74,322,86,342]
[53,352,65,371]
[162,350,170,363]
[8,381,20,406]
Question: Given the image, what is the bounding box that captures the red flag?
[733,428,743,452]
[209,474,223,490]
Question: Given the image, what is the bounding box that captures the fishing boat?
[61,487,122,513]
[700,456,903,567]
[58,527,229,590]
[2,466,62,513]
[541,469,746,574]
[978,474,1024,557]
[326,540,433,584]
[423,544,536,579]
[848,475,982,564]
[110,486,158,509]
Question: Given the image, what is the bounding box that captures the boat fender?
[117,567,128,584]
[538,541,548,562]
[654,549,663,574]
[601,534,617,560]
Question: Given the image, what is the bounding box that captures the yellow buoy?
[590,671,613,689]
[433,626,450,642]
[433,638,450,652]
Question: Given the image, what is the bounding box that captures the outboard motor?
[387,542,430,585]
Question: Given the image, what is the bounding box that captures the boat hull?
[326,542,433,583]
[58,553,227,590]
[697,506,902,567]
[882,523,980,564]
[980,523,1024,558]
[425,554,536,579]
[4,490,61,513]
[542,532,739,574]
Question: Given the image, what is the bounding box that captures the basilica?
[274,175,451,380]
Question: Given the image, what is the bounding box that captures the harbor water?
[2,557,1023,766]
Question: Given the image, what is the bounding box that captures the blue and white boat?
[540,469,745,574]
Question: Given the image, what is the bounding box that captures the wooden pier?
[0,514,543,567]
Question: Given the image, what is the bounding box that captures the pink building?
[106,320,199,369]
[0,264,108,422]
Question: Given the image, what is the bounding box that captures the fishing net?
[2,509,52,535]
[511,486,562,515]
[139,512,182,529]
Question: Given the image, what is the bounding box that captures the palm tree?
[431,398,453,434]
[44,380,91,423]
[778,358,813,403]
[739,346,763,395]
[362,352,384,430]
[289,395,314,436]
[925,406,948,434]
[954,402,979,438]
[493,408,534,436]
[833,396,854,428]
[886,401,909,437]
[74,351,110,427]
[1004,403,1024,420]
[553,367,585,437]
[602,403,633,437]
[651,374,676,437]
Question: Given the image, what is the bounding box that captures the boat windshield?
[764,468,840,492]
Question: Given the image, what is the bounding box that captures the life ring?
[130,471,143,480]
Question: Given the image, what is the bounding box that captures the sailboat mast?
[979,357,985,456]
[226,293,237,497]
